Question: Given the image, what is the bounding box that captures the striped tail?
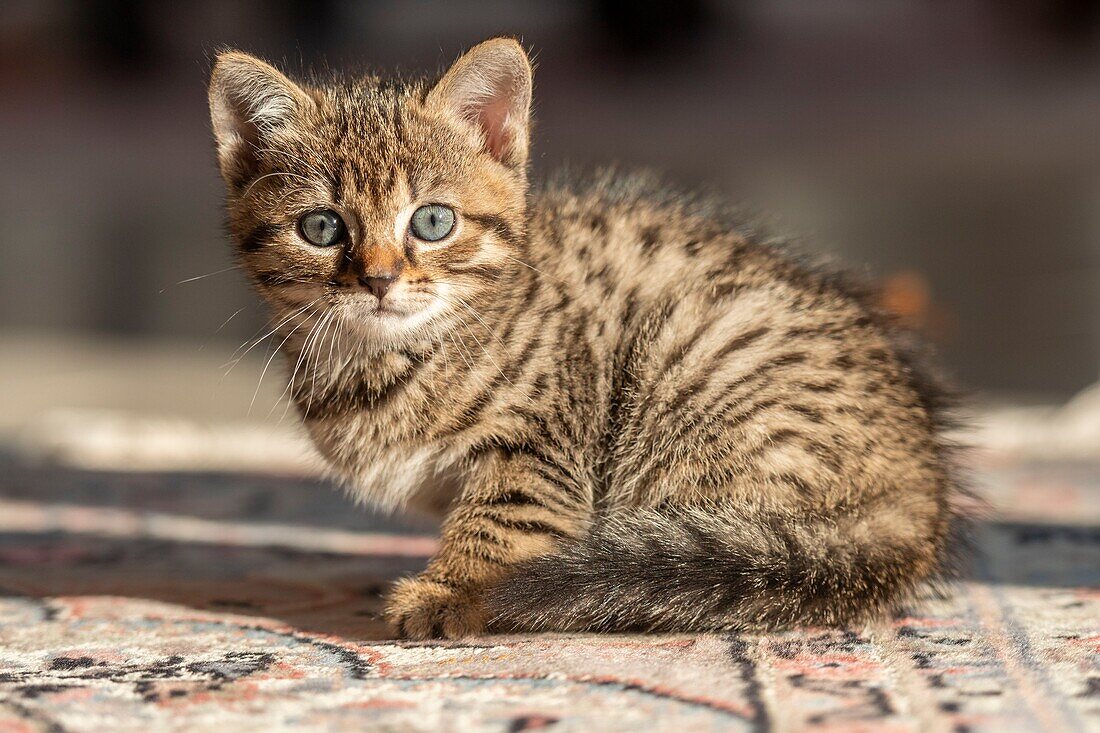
[487,502,943,632]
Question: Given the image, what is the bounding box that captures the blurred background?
[2,0,1099,466]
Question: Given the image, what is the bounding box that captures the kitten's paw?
[385,576,487,640]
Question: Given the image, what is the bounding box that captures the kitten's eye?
[408,205,455,242]
[298,210,345,247]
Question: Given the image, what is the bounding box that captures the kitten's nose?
[359,275,396,300]
[345,255,404,299]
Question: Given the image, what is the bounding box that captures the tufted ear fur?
[427,38,533,169]
[208,51,314,186]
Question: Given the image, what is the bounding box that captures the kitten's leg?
[386,451,591,639]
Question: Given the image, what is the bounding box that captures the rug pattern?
[0,455,1096,732]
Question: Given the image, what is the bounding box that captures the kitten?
[208,38,958,638]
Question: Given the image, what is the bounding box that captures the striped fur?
[209,39,959,639]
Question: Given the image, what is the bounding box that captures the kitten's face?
[209,39,532,349]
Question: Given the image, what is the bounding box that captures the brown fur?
[209,38,959,639]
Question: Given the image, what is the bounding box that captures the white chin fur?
[330,294,447,349]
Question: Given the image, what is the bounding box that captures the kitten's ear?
[427,38,533,168]
[208,51,313,185]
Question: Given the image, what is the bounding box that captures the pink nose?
[360,275,396,299]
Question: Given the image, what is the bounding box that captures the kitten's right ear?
[426,38,533,169]
[208,51,313,186]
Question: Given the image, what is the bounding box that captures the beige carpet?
[0,445,1096,731]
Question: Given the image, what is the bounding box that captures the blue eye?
[409,205,455,242]
[299,210,344,246]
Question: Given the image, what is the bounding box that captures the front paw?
[385,576,487,640]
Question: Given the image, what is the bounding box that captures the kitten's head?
[208,38,532,349]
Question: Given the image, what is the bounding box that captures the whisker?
[251,147,331,187]
[242,170,313,199]
[445,291,512,354]
[500,252,563,283]
[215,306,248,333]
[427,291,517,390]
[222,299,320,376]
[227,301,312,363]
[249,307,319,415]
[445,329,475,371]
[429,285,513,356]
[272,306,330,419]
[325,309,342,376]
[436,331,451,372]
[159,265,241,293]
[256,274,325,287]
[305,309,339,418]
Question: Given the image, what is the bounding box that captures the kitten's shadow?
[0,534,425,640]
[0,461,1095,641]
[0,460,436,640]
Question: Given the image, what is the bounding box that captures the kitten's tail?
[487,501,946,632]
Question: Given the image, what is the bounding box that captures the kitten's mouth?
[345,296,421,320]
[371,302,404,317]
[332,292,441,333]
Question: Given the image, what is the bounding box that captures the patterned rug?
[0,452,1096,732]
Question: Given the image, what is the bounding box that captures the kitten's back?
[486,171,956,631]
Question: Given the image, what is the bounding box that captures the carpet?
[0,452,1096,732]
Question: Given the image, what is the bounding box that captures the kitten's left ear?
[427,38,533,168]
[208,51,314,186]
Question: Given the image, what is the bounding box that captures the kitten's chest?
[301,340,515,507]
[348,442,446,511]
[305,389,476,513]
[309,413,454,509]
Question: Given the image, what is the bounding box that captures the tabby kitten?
[209,38,956,638]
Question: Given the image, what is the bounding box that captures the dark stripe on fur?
[466,212,520,248]
[656,328,776,421]
[712,326,771,362]
[483,489,548,508]
[311,359,426,416]
[638,225,661,254]
[482,514,570,539]
[440,262,505,280]
[241,223,276,252]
